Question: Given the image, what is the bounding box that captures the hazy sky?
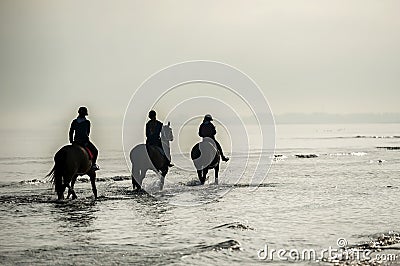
[1,0,399,134]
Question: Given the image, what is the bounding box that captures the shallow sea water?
[0,124,399,265]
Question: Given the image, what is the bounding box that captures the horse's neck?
[161,138,170,148]
[161,127,172,145]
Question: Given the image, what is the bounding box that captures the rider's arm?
[156,121,163,136]
[87,120,91,137]
[145,122,150,138]
[198,124,204,137]
[69,120,75,143]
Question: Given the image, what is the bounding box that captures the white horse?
[129,122,173,191]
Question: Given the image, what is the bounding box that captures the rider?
[198,114,229,162]
[145,110,173,167]
[69,106,100,171]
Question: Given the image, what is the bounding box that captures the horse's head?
[161,121,173,142]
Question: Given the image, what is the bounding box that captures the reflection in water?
[131,192,173,228]
[106,186,174,228]
[52,198,100,247]
[54,199,98,228]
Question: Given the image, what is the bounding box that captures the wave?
[295,154,318,158]
[377,146,400,150]
[329,152,368,156]
[152,239,242,262]
[0,194,57,204]
[15,176,131,185]
[180,180,277,188]
[194,239,241,252]
[77,175,131,183]
[322,231,400,265]
[271,154,287,161]
[3,175,278,192]
[212,222,254,231]
[0,192,157,205]
[271,152,369,159]
[19,179,49,185]
[352,135,400,139]
[232,183,277,188]
[347,135,400,139]
[349,231,400,250]
[0,176,132,190]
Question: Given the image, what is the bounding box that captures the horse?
[130,122,173,191]
[46,144,97,200]
[191,137,221,185]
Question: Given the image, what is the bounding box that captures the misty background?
[0,0,399,157]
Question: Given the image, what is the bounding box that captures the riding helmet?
[78,106,88,116]
[204,114,213,121]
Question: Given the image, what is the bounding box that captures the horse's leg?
[132,166,140,191]
[66,185,72,199]
[136,169,145,191]
[214,165,219,185]
[131,172,136,191]
[59,171,74,200]
[88,171,97,199]
[70,175,78,199]
[198,169,207,185]
[197,170,204,184]
[203,169,209,184]
[133,178,140,191]
[57,185,66,200]
[159,167,168,190]
[67,175,78,199]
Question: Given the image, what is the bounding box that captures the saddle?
[146,144,165,159]
[146,144,169,169]
[73,143,94,161]
[84,147,94,160]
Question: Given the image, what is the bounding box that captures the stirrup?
[92,164,100,171]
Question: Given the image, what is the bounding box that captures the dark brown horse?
[47,144,97,200]
[191,138,220,185]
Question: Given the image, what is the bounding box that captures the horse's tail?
[46,147,67,193]
[191,143,201,160]
[45,166,55,182]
